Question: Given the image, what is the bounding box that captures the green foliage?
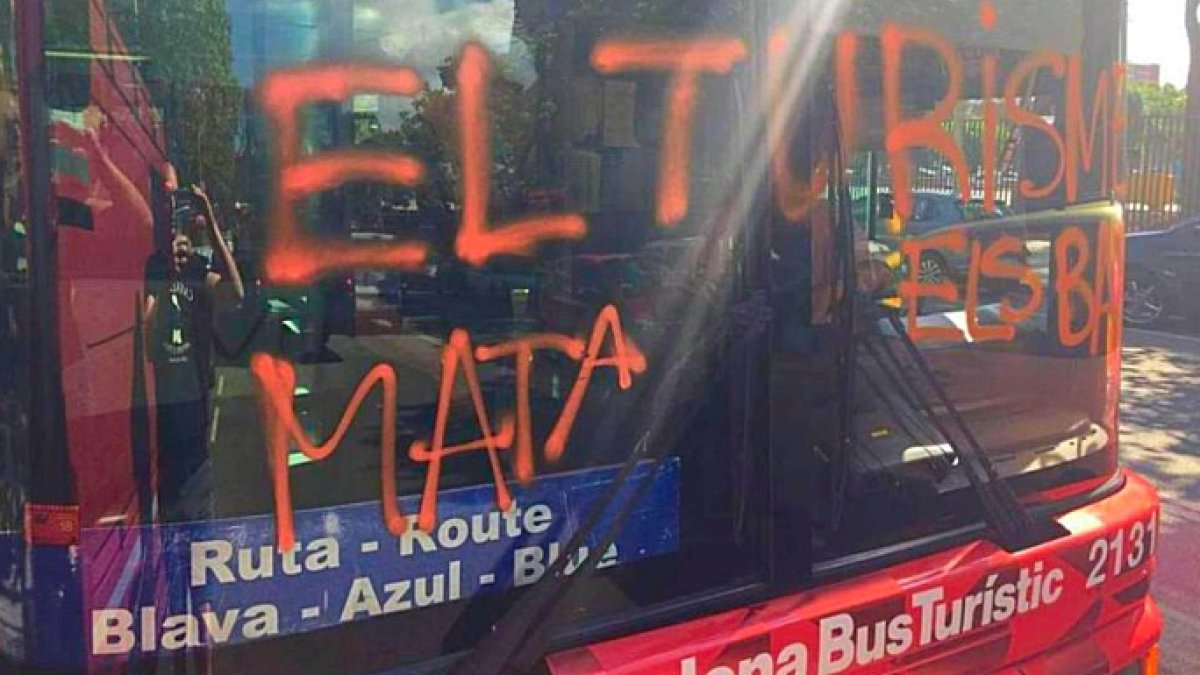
[137,0,241,210]
[349,55,557,233]
[1131,81,1188,117]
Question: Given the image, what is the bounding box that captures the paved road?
[1121,328,1200,675]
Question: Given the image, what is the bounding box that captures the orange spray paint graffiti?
[979,0,998,31]
[252,307,644,551]
[964,236,1044,343]
[882,24,970,227]
[455,43,588,266]
[258,64,431,285]
[246,20,1133,551]
[281,153,426,198]
[981,47,1000,214]
[476,335,586,484]
[1110,64,1130,201]
[900,221,1119,348]
[1088,219,1122,357]
[408,329,517,532]
[1065,56,1112,203]
[1054,224,1121,355]
[768,30,859,223]
[544,305,647,462]
[591,38,747,226]
[258,50,589,284]
[1003,52,1068,201]
[990,237,1044,335]
[899,230,968,343]
[251,354,405,552]
[1054,226,1095,349]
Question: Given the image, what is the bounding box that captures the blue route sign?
[80,460,680,658]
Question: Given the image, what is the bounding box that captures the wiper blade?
[818,84,1045,549]
[860,307,1049,549]
[453,434,659,675]
[855,356,956,480]
[448,296,748,675]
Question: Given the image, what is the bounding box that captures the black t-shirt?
[145,253,215,407]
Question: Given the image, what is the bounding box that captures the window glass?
[0,1,27,534]
[11,0,1132,668]
[0,5,32,669]
[912,197,934,222]
[773,0,1124,559]
[44,0,763,671]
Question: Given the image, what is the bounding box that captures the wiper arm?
[456,433,658,675]
[861,306,1052,549]
[448,298,747,675]
[855,355,956,480]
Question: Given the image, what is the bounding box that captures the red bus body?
[549,472,1160,675]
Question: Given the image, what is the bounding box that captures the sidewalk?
[1122,328,1200,675]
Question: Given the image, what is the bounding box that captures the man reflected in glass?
[143,185,244,522]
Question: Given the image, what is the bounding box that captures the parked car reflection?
[1124,216,1200,327]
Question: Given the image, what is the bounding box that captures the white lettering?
[191,540,235,587]
[341,577,383,621]
[503,505,523,537]
[886,614,913,655]
[564,545,588,576]
[818,613,854,675]
[191,538,339,587]
[514,545,545,587]
[140,606,155,652]
[932,597,963,641]
[383,580,412,613]
[776,642,807,675]
[524,504,553,534]
[854,620,887,665]
[201,609,239,644]
[962,591,983,632]
[740,653,774,675]
[397,505,556,555]
[306,537,340,572]
[992,581,1017,622]
[438,517,470,549]
[911,588,943,647]
[92,609,134,655]
[414,571,445,607]
[471,511,501,544]
[449,560,462,600]
[92,604,281,653]
[281,546,303,575]
[242,604,279,639]
[400,516,437,556]
[161,615,200,651]
[238,546,274,581]
[1016,567,1034,613]
[598,543,619,569]
[670,562,1066,673]
[1042,567,1064,605]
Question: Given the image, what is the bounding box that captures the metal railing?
[846,115,1200,234]
[1124,114,1200,232]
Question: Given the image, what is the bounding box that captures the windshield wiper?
[855,352,956,481]
[854,305,1055,550]
[819,82,1050,550]
[446,271,760,674]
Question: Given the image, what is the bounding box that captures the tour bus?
[0,0,1162,673]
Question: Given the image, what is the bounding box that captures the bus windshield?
[793,0,1124,558]
[0,0,1128,672]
